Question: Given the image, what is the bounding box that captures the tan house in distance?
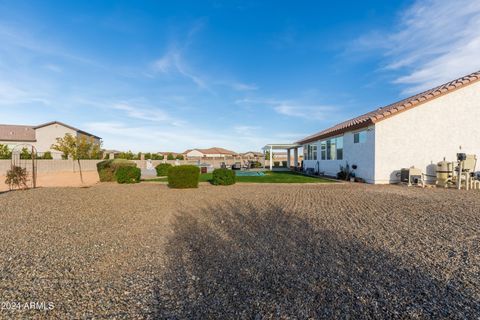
[240,151,263,159]
[184,147,237,159]
[0,121,101,159]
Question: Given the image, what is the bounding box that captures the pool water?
[235,171,266,177]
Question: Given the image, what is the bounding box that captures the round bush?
[115,166,141,184]
[97,159,137,182]
[212,168,236,186]
[168,165,200,189]
[155,163,172,176]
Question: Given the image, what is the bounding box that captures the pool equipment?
[436,159,454,188]
[400,167,423,186]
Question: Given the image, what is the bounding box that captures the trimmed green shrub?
[167,153,175,160]
[211,168,236,186]
[115,166,141,184]
[168,165,200,189]
[97,159,137,182]
[155,163,172,176]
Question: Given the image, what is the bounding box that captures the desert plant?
[96,159,137,182]
[5,166,28,190]
[337,163,351,180]
[0,144,12,159]
[167,165,200,189]
[115,166,141,184]
[52,134,102,183]
[155,163,172,176]
[211,168,236,186]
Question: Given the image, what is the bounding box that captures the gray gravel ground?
[0,183,479,318]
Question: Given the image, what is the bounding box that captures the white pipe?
[457,161,463,190]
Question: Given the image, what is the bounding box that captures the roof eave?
[296,119,374,144]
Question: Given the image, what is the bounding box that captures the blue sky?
[1,0,479,152]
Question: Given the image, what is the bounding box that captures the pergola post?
[287,149,291,168]
[294,148,298,168]
[269,146,273,170]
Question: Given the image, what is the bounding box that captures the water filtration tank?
[436,160,453,187]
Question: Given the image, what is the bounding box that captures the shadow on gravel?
[152,201,480,318]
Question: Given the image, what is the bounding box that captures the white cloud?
[0,81,50,105]
[233,125,259,135]
[231,82,258,91]
[84,121,284,153]
[153,48,208,89]
[43,64,62,73]
[113,103,172,123]
[352,0,480,94]
[236,98,336,120]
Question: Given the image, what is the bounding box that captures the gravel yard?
[1,183,479,318]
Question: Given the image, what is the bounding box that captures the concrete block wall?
[0,157,267,175]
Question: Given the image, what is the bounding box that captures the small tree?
[167,153,175,160]
[176,154,184,160]
[265,151,270,160]
[0,144,12,159]
[42,151,53,159]
[20,147,31,160]
[51,134,102,183]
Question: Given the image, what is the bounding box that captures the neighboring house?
[297,70,480,184]
[241,151,264,158]
[0,121,101,159]
[184,147,237,158]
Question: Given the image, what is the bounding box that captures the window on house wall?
[322,136,343,160]
[354,130,367,144]
[320,141,326,160]
[336,136,343,160]
[312,145,317,160]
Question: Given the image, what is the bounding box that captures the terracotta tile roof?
[297,70,480,144]
[0,125,36,142]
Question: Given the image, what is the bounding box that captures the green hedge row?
[97,159,137,182]
[168,165,199,189]
[211,168,236,185]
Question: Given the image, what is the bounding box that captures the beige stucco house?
[0,121,101,159]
